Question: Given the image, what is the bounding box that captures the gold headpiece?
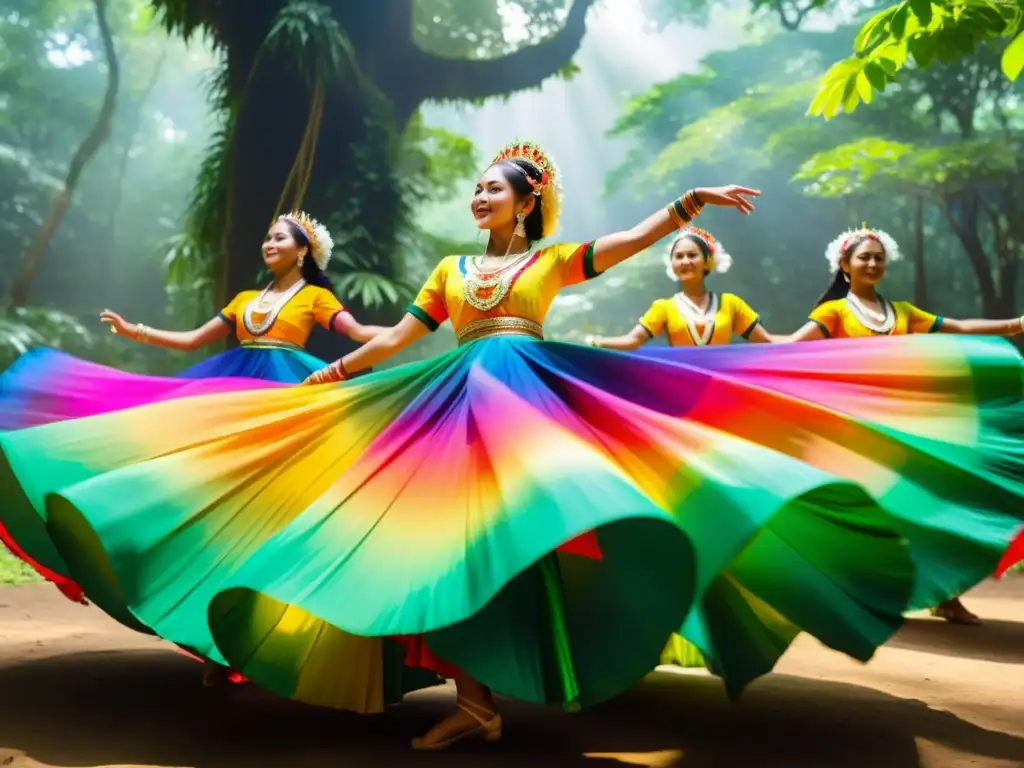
[491,139,562,239]
[278,210,334,270]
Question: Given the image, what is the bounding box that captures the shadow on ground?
[886,617,1024,664]
[1,650,1023,767]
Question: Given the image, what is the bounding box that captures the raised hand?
[695,186,760,215]
[100,309,136,338]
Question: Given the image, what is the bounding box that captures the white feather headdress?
[824,226,900,272]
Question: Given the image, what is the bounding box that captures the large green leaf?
[1003,29,1024,79]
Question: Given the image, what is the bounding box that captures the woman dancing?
[779,225,1024,625]
[3,142,1023,751]
[583,227,769,350]
[0,211,384,684]
[2,211,383,434]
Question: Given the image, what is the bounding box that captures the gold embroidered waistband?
[455,317,544,346]
[240,339,303,350]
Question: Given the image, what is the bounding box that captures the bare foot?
[411,698,501,750]
[931,598,982,626]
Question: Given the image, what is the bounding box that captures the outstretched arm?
[585,325,649,351]
[769,322,827,343]
[304,313,429,384]
[101,309,231,351]
[591,186,759,275]
[331,311,390,343]
[744,324,774,343]
[939,316,1024,336]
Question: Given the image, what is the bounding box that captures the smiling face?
[843,237,886,288]
[470,164,533,234]
[669,236,708,282]
[261,220,308,275]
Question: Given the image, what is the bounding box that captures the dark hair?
[281,219,339,298]
[497,159,545,243]
[812,233,878,308]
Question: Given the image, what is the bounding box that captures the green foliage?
[603,17,1024,337]
[0,549,41,586]
[413,0,579,58]
[795,135,1022,197]
[0,0,214,370]
[812,0,1023,117]
[162,66,232,324]
[638,0,839,30]
[260,2,362,88]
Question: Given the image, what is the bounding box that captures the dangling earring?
[842,271,850,283]
[513,211,527,239]
[298,255,305,268]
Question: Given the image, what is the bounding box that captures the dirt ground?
[0,577,1021,768]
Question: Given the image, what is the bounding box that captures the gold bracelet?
[1017,316,1023,334]
[682,189,703,219]
[668,198,691,228]
[135,324,149,343]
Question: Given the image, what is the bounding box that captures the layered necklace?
[844,291,895,334]
[243,278,307,336]
[673,291,719,346]
[463,249,534,312]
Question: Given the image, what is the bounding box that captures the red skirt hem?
[0,521,86,604]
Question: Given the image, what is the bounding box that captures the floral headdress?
[666,226,732,279]
[278,210,334,271]
[824,224,900,273]
[492,139,562,238]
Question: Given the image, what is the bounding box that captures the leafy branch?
[810,0,1023,118]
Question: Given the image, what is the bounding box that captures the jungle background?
[0,0,1020,376]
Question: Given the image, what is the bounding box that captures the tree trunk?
[913,195,927,307]
[943,195,1001,316]
[10,0,119,307]
[214,0,596,360]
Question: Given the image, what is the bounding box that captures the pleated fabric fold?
[0,335,1019,708]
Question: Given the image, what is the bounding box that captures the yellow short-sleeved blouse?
[218,285,345,347]
[408,242,599,333]
[639,292,760,346]
[809,298,942,338]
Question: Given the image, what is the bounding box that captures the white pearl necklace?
[844,292,895,334]
[673,291,719,346]
[243,279,307,336]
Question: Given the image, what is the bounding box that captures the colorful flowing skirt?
[0,344,321,602]
[0,335,1021,710]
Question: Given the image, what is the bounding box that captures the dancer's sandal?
[411,697,502,750]
[930,598,982,626]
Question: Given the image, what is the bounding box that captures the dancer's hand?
[302,360,348,385]
[100,309,137,338]
[694,186,759,215]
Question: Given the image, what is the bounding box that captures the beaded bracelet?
[666,189,705,229]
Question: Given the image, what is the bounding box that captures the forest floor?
[0,572,1021,768]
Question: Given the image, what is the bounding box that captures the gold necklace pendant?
[463,252,532,312]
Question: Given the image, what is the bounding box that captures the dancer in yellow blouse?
[11,141,1024,759]
[781,225,1024,625]
[583,227,770,349]
[0,212,386,688]
[101,213,384,377]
